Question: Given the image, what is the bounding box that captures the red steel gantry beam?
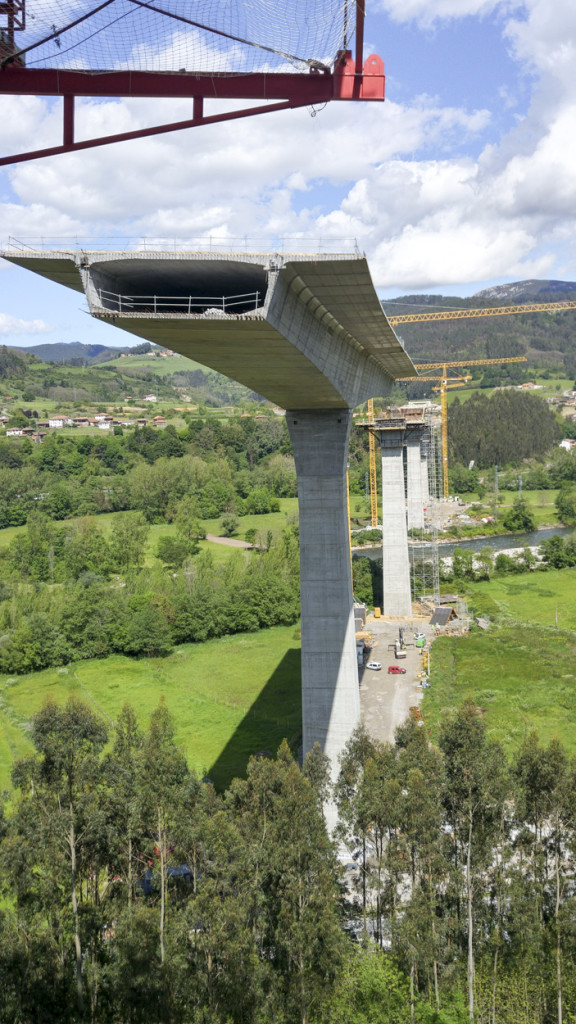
[0,1,383,165]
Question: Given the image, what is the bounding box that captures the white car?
[413,632,426,640]
[366,661,382,671]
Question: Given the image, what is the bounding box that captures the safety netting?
[1,0,354,72]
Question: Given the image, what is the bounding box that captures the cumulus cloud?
[2,0,576,294]
[0,313,52,336]
[373,0,509,27]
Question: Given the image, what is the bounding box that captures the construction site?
[2,0,576,811]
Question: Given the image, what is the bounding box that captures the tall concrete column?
[421,446,430,507]
[381,429,412,616]
[406,435,425,532]
[286,409,360,801]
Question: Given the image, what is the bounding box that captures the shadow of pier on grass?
[208,648,302,791]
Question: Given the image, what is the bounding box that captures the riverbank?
[352,523,574,560]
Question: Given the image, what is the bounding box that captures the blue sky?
[1,0,576,347]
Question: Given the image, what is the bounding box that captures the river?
[354,525,574,562]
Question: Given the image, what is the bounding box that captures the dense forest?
[0,416,311,674]
[2,697,575,1024]
[382,281,576,374]
[0,417,298,528]
[447,391,560,469]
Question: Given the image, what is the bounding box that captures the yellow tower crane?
[396,357,527,498]
[361,298,576,509]
[387,300,576,327]
[366,398,378,526]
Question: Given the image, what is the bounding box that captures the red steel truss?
[0,0,384,165]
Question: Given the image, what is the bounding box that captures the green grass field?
[445,378,573,406]
[444,489,561,530]
[490,489,560,526]
[103,353,208,375]
[0,624,302,793]
[423,624,576,752]
[0,499,300,564]
[422,567,576,752]
[470,566,576,629]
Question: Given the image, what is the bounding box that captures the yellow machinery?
[366,398,378,527]
[397,356,526,497]
[376,298,576,501]
[360,298,576,517]
[387,300,576,327]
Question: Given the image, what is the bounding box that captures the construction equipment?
[397,356,526,497]
[0,0,386,166]
[387,300,576,326]
[381,297,576,499]
[360,298,576,515]
[366,398,378,527]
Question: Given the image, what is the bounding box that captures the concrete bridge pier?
[380,429,412,617]
[287,409,359,817]
[2,248,417,830]
[406,428,426,533]
[421,445,430,508]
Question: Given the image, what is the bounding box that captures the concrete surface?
[380,430,412,616]
[287,410,359,827]
[3,251,415,410]
[359,615,433,744]
[406,430,425,532]
[4,246,419,828]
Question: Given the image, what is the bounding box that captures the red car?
[388,665,406,674]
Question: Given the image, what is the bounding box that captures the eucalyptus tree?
[439,700,509,1022]
[8,697,109,1020]
[513,733,576,1024]
[335,725,381,927]
[138,699,192,966]
[395,721,449,1013]
[228,741,345,1024]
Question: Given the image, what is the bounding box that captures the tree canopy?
[448,390,559,468]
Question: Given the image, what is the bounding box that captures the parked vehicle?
[388,666,406,674]
[366,661,382,671]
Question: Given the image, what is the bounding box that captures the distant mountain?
[473,279,576,302]
[18,341,153,365]
[381,279,576,378]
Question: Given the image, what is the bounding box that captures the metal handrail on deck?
[97,288,263,314]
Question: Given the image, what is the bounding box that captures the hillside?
[382,278,576,380]
[0,346,263,408]
[18,340,152,365]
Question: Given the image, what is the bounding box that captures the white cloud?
[505,0,576,77]
[2,0,576,296]
[372,0,511,27]
[4,92,489,232]
[0,313,52,336]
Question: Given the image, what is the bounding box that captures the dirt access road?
[359,615,433,744]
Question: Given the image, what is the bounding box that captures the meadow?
[445,378,574,405]
[471,565,576,628]
[0,624,302,793]
[422,567,576,752]
[0,498,300,565]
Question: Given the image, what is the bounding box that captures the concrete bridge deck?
[3,247,415,824]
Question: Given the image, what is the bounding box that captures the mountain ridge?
[14,341,154,365]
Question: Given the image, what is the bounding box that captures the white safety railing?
[4,235,361,256]
[97,288,263,314]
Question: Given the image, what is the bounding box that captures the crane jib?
[388,300,576,326]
